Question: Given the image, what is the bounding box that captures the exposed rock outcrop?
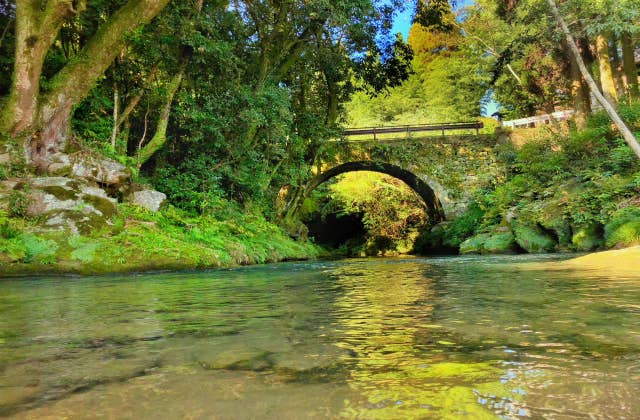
[129,189,167,212]
[1,177,117,235]
[45,152,132,187]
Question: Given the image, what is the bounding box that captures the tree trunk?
[1,0,170,170]
[0,0,74,138]
[621,33,639,98]
[137,70,184,166]
[116,65,159,132]
[610,35,624,96]
[547,0,640,160]
[110,82,119,150]
[564,41,591,129]
[595,33,618,103]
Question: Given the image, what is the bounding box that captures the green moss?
[512,222,556,253]
[0,202,322,276]
[459,233,491,255]
[571,224,603,252]
[483,231,517,254]
[40,185,79,201]
[459,230,517,255]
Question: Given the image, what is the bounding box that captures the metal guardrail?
[502,110,575,128]
[342,121,484,139]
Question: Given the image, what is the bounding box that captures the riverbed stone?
[129,189,167,212]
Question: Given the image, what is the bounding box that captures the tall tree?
[0,0,171,171]
[547,0,640,159]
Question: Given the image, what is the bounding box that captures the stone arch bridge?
[285,133,504,223]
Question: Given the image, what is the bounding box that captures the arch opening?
[305,161,446,224]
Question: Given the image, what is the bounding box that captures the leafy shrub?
[20,234,58,264]
[441,202,484,248]
[605,207,640,248]
[8,190,29,218]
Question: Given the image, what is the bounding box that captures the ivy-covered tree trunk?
[137,70,183,166]
[0,0,170,171]
[0,0,76,138]
[621,33,639,98]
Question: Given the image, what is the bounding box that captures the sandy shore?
[555,246,640,277]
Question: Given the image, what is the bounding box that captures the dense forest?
[0,0,639,272]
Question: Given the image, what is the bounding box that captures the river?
[1,255,639,419]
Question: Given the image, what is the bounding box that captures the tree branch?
[40,0,171,122]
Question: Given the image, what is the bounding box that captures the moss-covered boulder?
[605,208,640,248]
[459,229,518,255]
[0,177,117,235]
[512,221,556,253]
[484,231,518,254]
[571,224,604,252]
[459,233,491,254]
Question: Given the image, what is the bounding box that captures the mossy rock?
[605,208,640,248]
[483,231,518,254]
[572,224,604,252]
[459,233,491,254]
[459,231,518,255]
[512,221,556,253]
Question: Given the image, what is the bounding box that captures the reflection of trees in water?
[330,261,523,418]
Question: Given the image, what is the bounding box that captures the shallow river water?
[1,255,640,419]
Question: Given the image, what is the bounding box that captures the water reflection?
[330,260,522,418]
[0,256,639,418]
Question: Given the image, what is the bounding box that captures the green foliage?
[427,102,640,255]
[442,202,485,248]
[324,172,429,253]
[605,207,640,248]
[0,232,58,264]
[345,18,486,127]
[7,189,29,218]
[69,236,101,263]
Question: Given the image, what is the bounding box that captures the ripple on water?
[1,254,640,418]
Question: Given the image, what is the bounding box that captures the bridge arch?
[305,161,446,223]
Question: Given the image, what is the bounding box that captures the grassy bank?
[0,203,323,277]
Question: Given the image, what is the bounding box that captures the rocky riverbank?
[0,151,321,277]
